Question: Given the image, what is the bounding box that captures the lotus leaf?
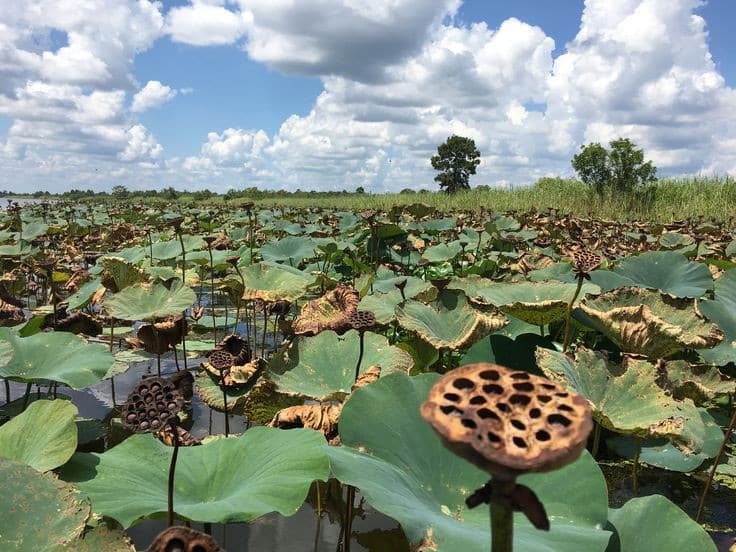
[100,257,147,292]
[326,373,613,551]
[536,348,704,448]
[370,274,434,297]
[292,285,359,335]
[698,269,736,366]
[0,400,78,472]
[66,279,103,311]
[395,290,507,351]
[467,281,599,326]
[461,333,554,375]
[267,330,412,400]
[579,288,722,358]
[61,427,329,528]
[150,235,204,260]
[105,280,196,321]
[260,236,316,265]
[606,495,715,552]
[0,458,90,551]
[603,251,713,298]
[239,262,312,302]
[65,524,135,552]
[195,369,259,412]
[0,329,114,389]
[607,408,723,473]
[421,241,463,263]
[662,360,735,404]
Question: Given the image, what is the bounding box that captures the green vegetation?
[431,134,481,193]
[573,138,657,195]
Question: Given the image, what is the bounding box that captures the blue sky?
[1,0,734,193]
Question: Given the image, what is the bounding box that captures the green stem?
[4,378,10,405]
[208,245,217,343]
[491,494,514,552]
[177,232,189,371]
[632,437,641,497]
[591,422,601,459]
[696,405,736,522]
[21,382,32,412]
[563,275,585,352]
[167,422,180,527]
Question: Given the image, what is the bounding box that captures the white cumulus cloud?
[131,81,179,113]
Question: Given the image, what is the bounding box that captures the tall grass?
[245,176,736,223]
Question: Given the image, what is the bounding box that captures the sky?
[0,0,735,194]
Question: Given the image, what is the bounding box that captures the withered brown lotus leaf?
[146,526,223,552]
[64,269,91,293]
[209,232,232,250]
[292,284,360,336]
[351,365,381,393]
[225,357,265,386]
[269,403,342,443]
[53,311,103,336]
[121,377,183,434]
[421,363,593,479]
[168,370,194,401]
[216,333,251,365]
[133,314,188,354]
[0,299,25,327]
[154,424,201,447]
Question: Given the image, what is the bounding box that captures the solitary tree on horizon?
[431,135,481,193]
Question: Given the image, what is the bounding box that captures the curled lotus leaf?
[395,290,507,351]
[61,427,330,528]
[660,360,736,404]
[292,284,360,336]
[0,399,78,472]
[0,458,90,551]
[129,314,187,354]
[267,330,412,401]
[698,268,736,366]
[240,261,312,302]
[578,288,722,358]
[536,347,705,449]
[466,280,600,326]
[100,256,147,293]
[105,280,196,321]
[269,403,342,443]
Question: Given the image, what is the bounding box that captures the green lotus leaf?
[104,280,196,321]
[468,281,600,326]
[447,275,495,305]
[659,232,694,249]
[99,246,147,265]
[61,427,329,528]
[267,330,412,400]
[395,290,507,351]
[358,290,404,325]
[195,367,261,412]
[64,524,135,552]
[240,261,312,302]
[698,269,736,366]
[421,241,463,263]
[260,236,316,265]
[0,458,90,551]
[150,235,204,260]
[0,400,78,472]
[606,495,715,552]
[371,274,434,297]
[243,381,304,425]
[578,288,722,358]
[607,408,723,473]
[0,329,114,389]
[461,333,554,375]
[536,348,704,448]
[606,251,713,298]
[326,373,612,552]
[66,279,103,311]
[100,257,147,292]
[21,219,49,241]
[662,360,735,404]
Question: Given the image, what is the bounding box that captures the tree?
[572,138,656,196]
[431,135,481,193]
[111,185,129,199]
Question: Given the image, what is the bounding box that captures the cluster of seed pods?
[122,377,184,433]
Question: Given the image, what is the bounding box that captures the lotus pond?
[0,200,735,551]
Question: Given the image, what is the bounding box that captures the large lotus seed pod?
[571,250,602,278]
[348,310,376,331]
[208,349,235,373]
[146,526,223,552]
[122,377,184,434]
[421,363,593,480]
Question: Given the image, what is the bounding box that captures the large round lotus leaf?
[447,275,495,305]
[461,333,554,375]
[606,495,715,552]
[61,427,329,528]
[421,241,463,263]
[578,288,722,358]
[150,235,204,260]
[698,269,736,366]
[358,290,404,325]
[371,274,434,297]
[603,251,713,298]
[0,399,78,472]
[260,236,316,265]
[395,290,507,351]
[326,373,612,552]
[267,330,412,400]
[194,369,260,412]
[240,261,312,302]
[0,458,90,551]
[105,280,196,321]
[607,408,723,473]
[469,281,600,326]
[0,329,114,389]
[536,348,704,449]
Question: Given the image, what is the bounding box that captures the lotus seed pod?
[421,362,593,480]
[348,310,376,331]
[122,376,184,434]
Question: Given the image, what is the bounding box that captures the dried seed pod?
[571,250,602,278]
[421,363,593,479]
[348,310,376,331]
[216,333,251,365]
[122,377,184,434]
[207,349,235,372]
[146,526,223,552]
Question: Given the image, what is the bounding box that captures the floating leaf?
[240,262,312,302]
[395,290,506,351]
[698,269,736,366]
[0,400,78,472]
[326,373,612,551]
[268,330,412,400]
[0,329,114,389]
[61,428,329,528]
[260,236,316,265]
[578,288,722,358]
[606,495,715,552]
[0,458,90,551]
[105,280,196,321]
